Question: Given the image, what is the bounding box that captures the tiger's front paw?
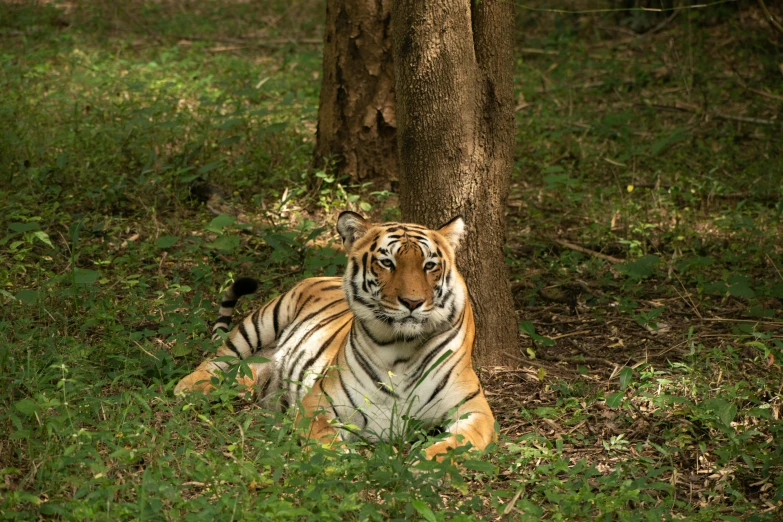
[423,440,456,461]
[173,370,216,395]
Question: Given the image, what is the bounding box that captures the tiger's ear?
[437,216,465,251]
[337,211,369,253]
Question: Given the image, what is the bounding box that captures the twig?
[767,254,783,281]
[536,79,635,93]
[506,352,585,376]
[700,317,783,327]
[552,239,624,264]
[502,487,526,517]
[520,48,559,55]
[537,352,620,368]
[713,113,777,126]
[635,102,778,126]
[642,9,680,36]
[758,0,783,36]
[748,88,783,103]
[672,272,703,319]
[550,329,591,340]
[178,35,322,47]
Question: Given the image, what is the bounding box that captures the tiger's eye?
[380,259,394,269]
[424,261,437,271]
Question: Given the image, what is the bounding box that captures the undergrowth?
[2,1,782,520]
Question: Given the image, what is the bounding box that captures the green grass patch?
[2,1,783,520]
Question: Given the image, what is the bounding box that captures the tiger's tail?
[211,277,259,341]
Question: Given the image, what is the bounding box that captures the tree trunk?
[392,0,517,367]
[314,0,397,186]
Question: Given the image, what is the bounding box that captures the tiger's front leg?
[296,378,343,449]
[174,360,264,396]
[424,389,497,461]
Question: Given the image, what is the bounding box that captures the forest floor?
[1,1,782,520]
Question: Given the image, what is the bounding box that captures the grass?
[1,0,782,520]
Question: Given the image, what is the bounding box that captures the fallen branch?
[758,0,783,36]
[700,317,783,327]
[553,239,624,264]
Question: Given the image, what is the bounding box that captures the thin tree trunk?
[392,0,517,367]
[314,0,397,185]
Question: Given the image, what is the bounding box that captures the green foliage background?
[1,1,782,520]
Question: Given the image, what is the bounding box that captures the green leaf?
[219,135,242,147]
[748,407,771,419]
[411,500,437,522]
[264,121,288,133]
[769,283,783,299]
[727,282,755,299]
[617,255,659,280]
[650,128,689,156]
[518,321,554,346]
[206,214,236,233]
[8,222,40,233]
[206,235,240,253]
[244,356,271,364]
[156,236,179,249]
[73,268,99,285]
[171,343,191,357]
[218,118,243,130]
[463,459,496,474]
[676,256,714,272]
[703,398,737,427]
[605,391,624,408]
[14,398,39,416]
[618,367,633,389]
[31,230,53,248]
[15,289,38,304]
[197,161,222,175]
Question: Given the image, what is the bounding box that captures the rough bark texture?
[392,0,517,367]
[314,0,397,185]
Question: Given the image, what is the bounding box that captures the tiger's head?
[337,211,468,342]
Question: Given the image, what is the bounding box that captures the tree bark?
[392,0,517,367]
[314,0,398,185]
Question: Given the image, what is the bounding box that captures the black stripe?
[280,393,290,412]
[405,328,461,390]
[357,319,394,346]
[277,299,346,350]
[462,388,481,404]
[351,334,397,398]
[238,322,253,349]
[221,299,237,308]
[361,252,369,292]
[424,351,466,406]
[320,386,340,419]
[225,338,242,358]
[319,284,344,293]
[259,375,272,399]
[250,309,262,347]
[338,371,368,428]
[277,307,351,389]
[297,322,351,388]
[286,349,308,385]
[446,302,458,323]
[272,296,284,336]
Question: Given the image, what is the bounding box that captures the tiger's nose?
[399,297,424,311]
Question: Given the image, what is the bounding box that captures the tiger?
[174,211,496,460]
